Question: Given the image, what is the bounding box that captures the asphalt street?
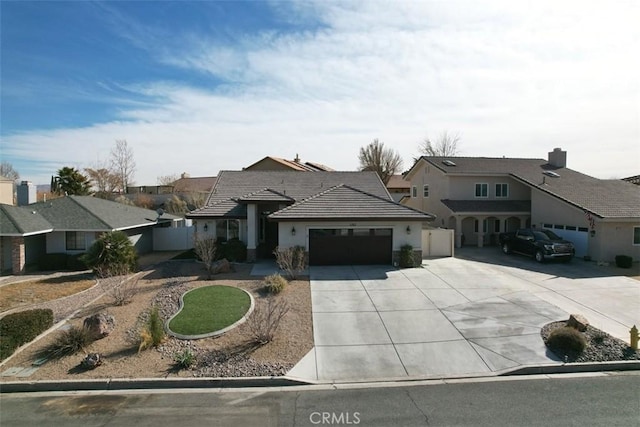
[1,372,639,426]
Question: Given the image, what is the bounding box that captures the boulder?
[212,259,232,274]
[81,353,103,369]
[567,314,589,332]
[83,313,116,339]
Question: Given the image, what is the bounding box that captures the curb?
[499,360,640,376]
[0,376,309,393]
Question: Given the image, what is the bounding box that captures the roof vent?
[542,170,560,178]
[442,160,456,167]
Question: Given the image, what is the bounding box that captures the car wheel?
[502,243,511,254]
[535,250,544,263]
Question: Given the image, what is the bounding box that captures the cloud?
[2,0,638,184]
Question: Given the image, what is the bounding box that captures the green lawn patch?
[168,286,251,336]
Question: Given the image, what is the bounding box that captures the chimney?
[17,181,37,206]
[548,147,567,168]
[181,172,190,179]
[294,153,300,163]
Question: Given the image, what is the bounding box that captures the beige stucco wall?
[593,222,640,262]
[0,180,14,205]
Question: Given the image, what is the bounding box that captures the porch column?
[476,216,487,248]
[454,216,463,248]
[246,204,257,262]
[518,216,529,229]
[11,236,26,275]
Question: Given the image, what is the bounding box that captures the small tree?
[165,194,188,215]
[0,161,19,181]
[82,231,138,278]
[110,139,136,193]
[273,246,307,280]
[194,234,217,279]
[418,131,461,157]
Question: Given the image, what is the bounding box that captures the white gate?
[422,228,454,258]
[153,226,194,251]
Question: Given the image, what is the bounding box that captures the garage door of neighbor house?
[309,228,393,265]
[544,226,589,258]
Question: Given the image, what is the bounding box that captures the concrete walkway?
[288,253,639,383]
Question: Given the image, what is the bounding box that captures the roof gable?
[268,185,435,221]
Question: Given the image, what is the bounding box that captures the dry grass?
[0,274,96,313]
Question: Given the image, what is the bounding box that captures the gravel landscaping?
[541,320,640,363]
[0,261,313,380]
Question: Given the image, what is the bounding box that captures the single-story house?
[1,195,181,274]
[187,171,435,265]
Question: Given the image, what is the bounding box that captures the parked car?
[499,228,575,263]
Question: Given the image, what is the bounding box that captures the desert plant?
[101,273,140,306]
[217,238,247,262]
[193,235,217,279]
[173,348,196,369]
[615,255,633,269]
[399,244,416,268]
[273,245,306,280]
[139,306,165,352]
[0,309,54,360]
[546,326,587,357]
[264,273,288,294]
[247,297,290,345]
[82,231,138,278]
[45,325,94,359]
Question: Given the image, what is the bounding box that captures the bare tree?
[110,139,136,193]
[273,246,307,280]
[85,165,120,197]
[358,139,403,184]
[418,131,461,157]
[193,234,217,279]
[246,297,290,345]
[0,162,19,180]
[157,174,178,186]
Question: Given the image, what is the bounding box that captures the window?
[216,219,240,241]
[423,184,429,198]
[495,183,509,198]
[634,227,640,245]
[475,183,488,198]
[65,231,86,251]
[411,186,417,198]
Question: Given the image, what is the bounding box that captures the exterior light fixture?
[406,225,411,235]
[291,226,296,236]
[203,223,208,232]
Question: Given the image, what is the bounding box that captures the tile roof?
[269,185,435,221]
[235,189,295,203]
[244,156,334,172]
[0,204,53,236]
[386,174,410,190]
[419,156,640,219]
[441,200,531,213]
[623,175,640,185]
[29,196,180,231]
[188,171,393,218]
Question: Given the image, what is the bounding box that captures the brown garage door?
[309,228,392,265]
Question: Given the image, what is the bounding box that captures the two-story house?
[404,148,640,263]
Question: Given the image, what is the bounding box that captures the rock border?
[165,285,255,340]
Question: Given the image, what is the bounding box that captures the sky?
[1,0,638,186]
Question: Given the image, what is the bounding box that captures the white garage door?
[544,227,589,257]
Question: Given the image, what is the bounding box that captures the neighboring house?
[126,185,174,195]
[623,175,640,185]
[0,176,14,205]
[0,195,181,275]
[122,173,217,211]
[403,148,640,263]
[244,155,334,172]
[386,174,411,203]
[187,171,434,265]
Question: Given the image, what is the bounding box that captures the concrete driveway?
[287,249,639,382]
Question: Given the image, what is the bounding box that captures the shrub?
[82,231,138,277]
[247,297,290,345]
[217,238,247,262]
[66,253,88,271]
[273,246,307,280]
[101,274,140,306]
[0,309,54,360]
[38,253,68,271]
[194,235,217,279]
[139,306,165,352]
[173,348,196,369]
[44,325,94,359]
[265,273,288,294]
[399,244,416,268]
[615,255,633,269]
[546,326,587,357]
